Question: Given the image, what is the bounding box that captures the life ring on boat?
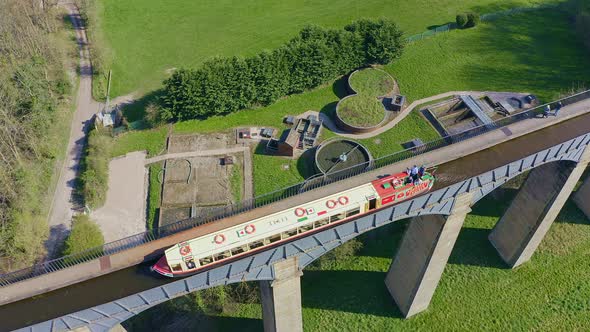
[295,208,306,217]
[326,200,337,209]
[338,196,349,205]
[214,234,226,244]
[179,245,191,256]
[245,224,256,234]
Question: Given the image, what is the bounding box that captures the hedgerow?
[160,19,405,121]
[80,129,112,209]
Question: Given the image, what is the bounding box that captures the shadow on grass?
[301,269,403,318]
[555,200,590,225]
[121,89,165,123]
[458,7,590,101]
[332,75,350,99]
[213,315,262,332]
[427,22,455,30]
[447,227,506,268]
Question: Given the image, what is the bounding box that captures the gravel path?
[90,152,148,243]
[45,2,99,258]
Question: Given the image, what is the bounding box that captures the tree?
[456,13,468,28]
[345,19,405,64]
[159,18,406,121]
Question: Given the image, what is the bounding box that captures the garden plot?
[159,133,243,226]
[167,132,232,153]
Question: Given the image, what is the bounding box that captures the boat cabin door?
[368,197,377,211]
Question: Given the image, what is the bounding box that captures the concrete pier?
[573,173,590,220]
[385,193,472,318]
[260,257,303,332]
[489,152,590,268]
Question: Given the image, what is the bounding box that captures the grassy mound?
[337,68,396,128]
[338,95,385,128]
[349,68,395,96]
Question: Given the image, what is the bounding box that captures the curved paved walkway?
[321,91,487,139]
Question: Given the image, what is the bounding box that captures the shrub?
[160,18,405,121]
[456,13,468,28]
[62,214,104,255]
[345,19,405,65]
[466,12,480,28]
[80,129,112,209]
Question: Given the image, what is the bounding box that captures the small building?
[266,113,323,157]
[95,105,122,128]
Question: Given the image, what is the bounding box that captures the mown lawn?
[209,191,590,331]
[98,0,563,97]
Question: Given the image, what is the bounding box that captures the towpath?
[45,2,99,258]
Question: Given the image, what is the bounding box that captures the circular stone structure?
[335,68,397,133]
[315,139,373,176]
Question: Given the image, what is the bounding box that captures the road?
[45,2,99,258]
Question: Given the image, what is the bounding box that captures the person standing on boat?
[554,101,562,116]
[542,104,550,118]
[418,165,425,179]
[411,165,420,185]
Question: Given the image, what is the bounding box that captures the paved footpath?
[45,2,99,258]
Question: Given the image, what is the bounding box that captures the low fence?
[407,3,561,43]
[1,88,589,288]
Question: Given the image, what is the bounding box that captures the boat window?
[268,234,282,243]
[249,240,265,249]
[346,208,360,217]
[231,246,247,256]
[171,263,183,272]
[298,223,314,234]
[330,212,345,223]
[314,218,330,228]
[213,251,231,262]
[185,258,197,269]
[199,256,213,266]
[281,228,298,239]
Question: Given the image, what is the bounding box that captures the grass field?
[98,0,563,97]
